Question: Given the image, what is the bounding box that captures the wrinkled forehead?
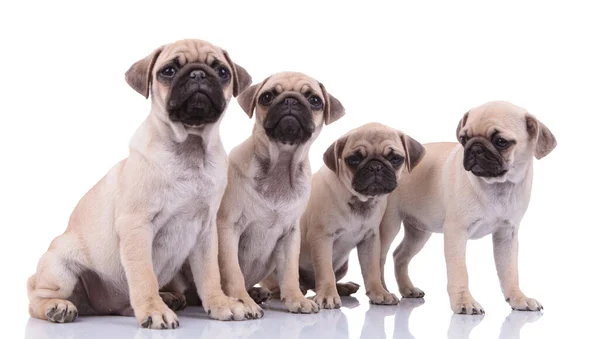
[346,128,403,156]
[467,104,528,138]
[156,40,224,68]
[263,73,322,96]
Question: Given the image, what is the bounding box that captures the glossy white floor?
[21,292,589,339]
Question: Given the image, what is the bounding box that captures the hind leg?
[393,221,431,298]
[334,261,360,296]
[28,237,80,323]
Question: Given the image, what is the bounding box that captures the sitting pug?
[379,101,556,315]
[296,123,425,309]
[27,39,253,328]
[217,72,345,316]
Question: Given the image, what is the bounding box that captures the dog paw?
[367,290,400,305]
[283,295,320,314]
[451,295,485,315]
[506,296,543,312]
[400,286,425,298]
[336,281,361,296]
[137,300,179,329]
[248,287,272,304]
[311,291,341,309]
[160,292,187,311]
[205,296,259,321]
[45,300,78,323]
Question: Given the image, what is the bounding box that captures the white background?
[1,1,598,338]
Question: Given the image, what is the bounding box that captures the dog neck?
[129,108,223,163]
[251,131,312,177]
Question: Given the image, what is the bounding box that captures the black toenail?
[161,323,167,329]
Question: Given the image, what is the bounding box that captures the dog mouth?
[352,161,398,196]
[264,114,314,145]
[468,164,508,178]
[170,92,222,126]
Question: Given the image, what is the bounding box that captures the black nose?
[190,70,206,79]
[284,97,298,106]
[470,143,485,155]
[367,161,384,172]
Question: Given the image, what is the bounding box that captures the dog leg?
[117,215,179,329]
[192,217,260,320]
[379,210,403,291]
[493,227,542,311]
[357,230,399,305]
[444,224,484,315]
[393,221,431,298]
[308,228,341,309]
[277,222,319,313]
[27,234,80,323]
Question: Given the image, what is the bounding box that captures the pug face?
[323,123,425,198]
[456,101,557,183]
[125,39,251,129]
[237,72,345,145]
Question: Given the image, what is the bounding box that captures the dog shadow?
[361,297,425,339]
[447,310,543,339]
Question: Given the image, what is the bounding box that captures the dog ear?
[323,134,349,176]
[319,83,345,125]
[399,133,425,173]
[455,111,469,141]
[221,49,252,97]
[125,46,164,99]
[237,77,270,119]
[525,113,557,159]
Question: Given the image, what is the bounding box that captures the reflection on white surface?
[23,296,546,339]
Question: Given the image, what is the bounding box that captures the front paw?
[400,286,425,298]
[283,295,320,314]
[248,287,272,304]
[506,296,543,312]
[136,299,179,329]
[367,290,399,305]
[311,290,341,309]
[450,293,485,315]
[205,295,261,321]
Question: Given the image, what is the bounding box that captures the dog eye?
[259,92,275,105]
[160,66,177,77]
[387,154,404,166]
[217,66,230,80]
[345,155,362,167]
[459,136,467,145]
[308,95,323,109]
[494,137,509,149]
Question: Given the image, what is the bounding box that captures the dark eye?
[345,154,362,167]
[459,136,467,145]
[308,95,323,109]
[388,154,404,167]
[217,66,230,80]
[259,92,275,105]
[494,137,509,149]
[160,66,177,78]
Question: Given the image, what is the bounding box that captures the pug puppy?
[379,101,557,315]
[27,39,254,328]
[217,72,345,316]
[295,123,424,309]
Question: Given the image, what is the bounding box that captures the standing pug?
[379,101,556,315]
[27,39,254,328]
[296,123,424,309]
[217,72,345,316]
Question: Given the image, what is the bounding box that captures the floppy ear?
[455,111,469,141]
[525,113,557,159]
[221,49,252,97]
[319,83,345,125]
[323,134,349,176]
[399,133,425,173]
[237,77,270,119]
[125,46,164,99]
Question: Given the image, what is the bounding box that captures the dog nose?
[367,162,383,172]
[190,70,206,79]
[470,143,485,155]
[284,97,298,106]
